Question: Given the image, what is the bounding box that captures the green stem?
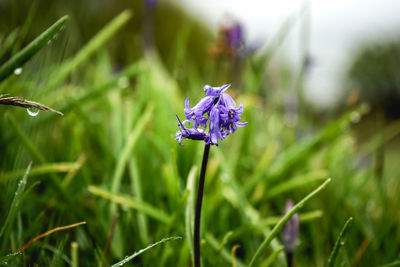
[327,217,353,267]
[194,144,210,267]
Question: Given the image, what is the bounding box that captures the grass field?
[1,9,400,267]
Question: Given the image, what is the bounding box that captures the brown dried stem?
[14,221,86,253]
[0,95,63,115]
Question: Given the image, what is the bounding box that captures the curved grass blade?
[248,178,331,267]
[0,16,68,82]
[327,217,353,267]
[110,236,182,267]
[265,170,327,199]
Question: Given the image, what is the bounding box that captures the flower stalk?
[175,84,247,267]
[194,144,210,267]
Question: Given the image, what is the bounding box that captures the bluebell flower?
[175,115,208,146]
[176,84,247,146]
[218,93,248,137]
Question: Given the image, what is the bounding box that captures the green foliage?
[0,6,400,267]
[0,16,68,83]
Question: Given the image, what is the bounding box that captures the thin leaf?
[0,162,79,182]
[110,236,182,267]
[0,162,32,239]
[260,246,284,267]
[110,104,154,208]
[0,16,68,82]
[185,165,197,264]
[327,217,353,267]
[88,185,172,224]
[265,170,328,199]
[248,178,331,267]
[47,10,132,88]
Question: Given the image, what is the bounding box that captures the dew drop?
[27,108,39,117]
[14,68,22,75]
[118,76,129,88]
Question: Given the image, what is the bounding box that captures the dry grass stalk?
[0,94,63,115]
[14,221,86,253]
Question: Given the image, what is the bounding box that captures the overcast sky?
[175,0,400,108]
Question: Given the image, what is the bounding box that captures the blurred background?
[1,0,400,266]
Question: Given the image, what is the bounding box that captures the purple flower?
[176,84,247,146]
[225,23,243,50]
[175,116,208,146]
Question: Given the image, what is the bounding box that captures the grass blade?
[88,185,172,224]
[0,15,68,82]
[47,10,132,88]
[259,210,323,227]
[260,246,284,267]
[0,162,32,239]
[128,157,150,244]
[110,104,154,203]
[248,178,331,267]
[110,236,182,267]
[185,165,197,264]
[327,217,353,267]
[265,170,328,199]
[0,162,80,182]
[6,112,72,205]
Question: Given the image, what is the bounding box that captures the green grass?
[1,8,400,267]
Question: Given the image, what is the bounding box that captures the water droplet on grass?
[27,108,39,117]
[14,68,22,75]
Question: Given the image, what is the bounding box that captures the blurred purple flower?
[145,0,157,9]
[225,23,243,50]
[175,84,247,146]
